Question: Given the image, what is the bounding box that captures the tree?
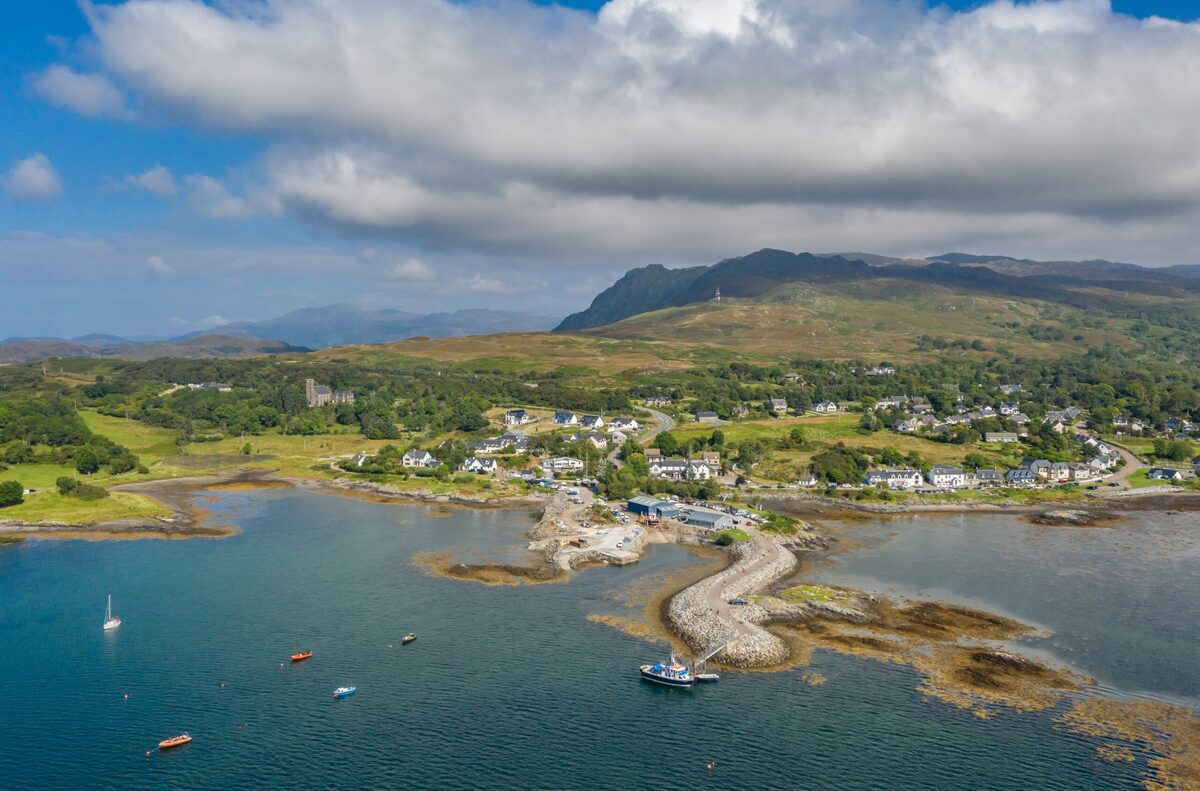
[0,480,23,507]
[74,447,101,475]
[963,452,989,471]
[655,431,680,457]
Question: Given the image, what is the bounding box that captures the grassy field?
[673,413,1009,482]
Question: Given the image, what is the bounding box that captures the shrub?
[713,528,750,546]
[0,480,23,507]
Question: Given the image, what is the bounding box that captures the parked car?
[729,598,750,606]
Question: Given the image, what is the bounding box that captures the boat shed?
[627,496,679,520]
[682,509,735,531]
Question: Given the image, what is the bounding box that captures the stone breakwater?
[667,535,799,668]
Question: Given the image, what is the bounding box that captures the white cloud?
[3,154,64,201]
[459,275,517,295]
[183,174,259,219]
[35,0,1200,267]
[197,314,229,327]
[145,255,174,277]
[126,165,177,197]
[31,65,125,117]
[385,258,436,281]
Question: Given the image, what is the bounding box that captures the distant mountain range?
[0,306,560,363]
[186,305,560,349]
[556,249,1200,331]
[0,335,309,364]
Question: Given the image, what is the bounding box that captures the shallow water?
[804,510,1200,706]
[0,490,1156,789]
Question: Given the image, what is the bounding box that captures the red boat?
[158,734,192,750]
[290,651,313,662]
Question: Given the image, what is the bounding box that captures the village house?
[553,411,580,426]
[1147,467,1185,481]
[1047,462,1073,483]
[695,411,720,423]
[796,473,819,487]
[999,402,1021,415]
[999,384,1025,395]
[866,365,896,376]
[927,465,969,488]
[503,409,531,426]
[648,459,713,481]
[876,395,910,409]
[304,378,355,408]
[1069,464,1098,482]
[731,404,750,419]
[541,456,585,474]
[985,432,1020,444]
[567,432,608,450]
[609,430,628,446]
[769,398,789,415]
[814,401,839,414]
[783,372,805,384]
[972,469,1002,487]
[466,437,508,454]
[644,448,662,461]
[681,509,735,531]
[402,450,438,468]
[460,457,498,474]
[910,397,933,414]
[643,396,672,407]
[580,415,605,429]
[865,469,923,489]
[1006,469,1037,487]
[608,417,639,432]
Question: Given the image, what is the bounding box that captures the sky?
[2,0,1199,338]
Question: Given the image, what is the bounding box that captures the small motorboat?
[290,651,313,662]
[332,686,357,699]
[158,734,192,750]
[402,633,417,645]
[695,671,721,682]
[103,594,121,631]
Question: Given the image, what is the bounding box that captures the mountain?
[188,305,560,348]
[0,334,308,364]
[556,248,1200,331]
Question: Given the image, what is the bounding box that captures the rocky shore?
[666,535,800,667]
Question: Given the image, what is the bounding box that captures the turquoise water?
[0,490,1152,789]
[803,511,1200,706]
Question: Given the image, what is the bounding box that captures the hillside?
[556,248,1200,331]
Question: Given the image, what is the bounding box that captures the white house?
[553,411,580,426]
[609,417,639,432]
[644,396,672,407]
[567,432,609,450]
[1148,467,1184,481]
[541,456,585,474]
[814,401,839,414]
[402,450,438,468]
[503,409,532,426]
[769,398,789,414]
[985,432,1020,444]
[648,459,713,481]
[865,469,923,489]
[609,430,629,446]
[581,415,605,429]
[927,465,968,488]
[461,457,499,474]
[796,473,819,487]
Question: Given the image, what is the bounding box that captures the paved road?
[702,526,787,640]
[1078,425,1144,487]
[606,407,675,468]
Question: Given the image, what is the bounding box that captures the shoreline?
[0,470,550,541]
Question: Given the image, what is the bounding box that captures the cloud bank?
[42,0,1200,267]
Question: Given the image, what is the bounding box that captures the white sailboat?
[103,594,121,631]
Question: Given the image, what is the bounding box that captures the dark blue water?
[805,511,1200,706]
[0,491,1150,789]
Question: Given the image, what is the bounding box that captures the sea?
[1,488,1193,790]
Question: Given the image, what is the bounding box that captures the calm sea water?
[803,510,1200,707]
[0,490,1159,789]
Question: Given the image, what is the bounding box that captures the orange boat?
[158,734,192,750]
[290,651,313,662]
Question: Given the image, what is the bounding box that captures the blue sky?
[3,0,1199,338]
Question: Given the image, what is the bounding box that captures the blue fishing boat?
[332,686,357,699]
[640,655,694,688]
